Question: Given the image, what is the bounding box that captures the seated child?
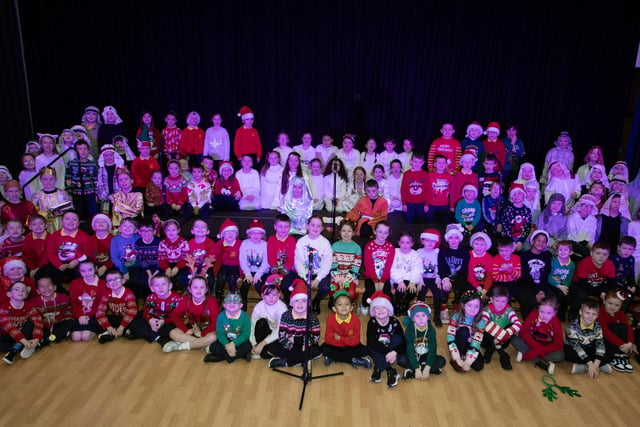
[566,193,599,258]
[329,220,362,303]
[454,183,482,237]
[446,290,486,373]
[163,276,220,353]
[186,219,216,290]
[68,259,108,342]
[345,179,389,238]
[29,276,74,345]
[22,214,48,280]
[130,218,162,299]
[564,299,612,377]
[0,219,25,259]
[481,285,522,371]
[184,164,214,219]
[366,291,405,388]
[0,180,37,226]
[599,291,637,373]
[610,236,637,305]
[361,221,395,315]
[212,161,242,211]
[568,242,616,320]
[127,273,184,345]
[236,155,262,211]
[163,160,188,217]
[512,296,565,374]
[239,219,269,295]
[467,232,494,299]
[31,167,73,233]
[390,232,422,314]
[294,216,332,314]
[266,214,297,301]
[0,281,43,365]
[89,213,114,277]
[204,292,252,363]
[249,274,288,359]
[0,259,35,305]
[157,219,190,290]
[321,290,370,368]
[110,217,140,282]
[268,279,322,368]
[498,183,532,251]
[491,237,534,318]
[385,159,403,213]
[260,151,284,210]
[144,170,164,219]
[95,269,138,344]
[399,301,446,380]
[481,181,506,237]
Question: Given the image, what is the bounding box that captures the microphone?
[332,160,339,173]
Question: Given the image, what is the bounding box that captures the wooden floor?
[2,298,639,427]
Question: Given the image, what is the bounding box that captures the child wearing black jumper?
[366,291,405,388]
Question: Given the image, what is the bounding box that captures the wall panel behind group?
[3,0,639,174]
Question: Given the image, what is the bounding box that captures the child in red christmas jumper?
[425,154,453,223]
[186,219,216,290]
[212,161,242,211]
[0,219,25,258]
[266,214,297,301]
[481,285,522,371]
[23,215,48,280]
[362,221,395,315]
[180,111,205,165]
[366,291,405,387]
[401,153,429,224]
[69,259,108,342]
[144,170,164,219]
[131,141,160,190]
[163,160,188,217]
[160,111,182,161]
[89,213,114,277]
[157,219,189,290]
[491,237,533,316]
[428,121,461,173]
[234,106,262,164]
[482,122,506,171]
[213,219,245,305]
[1,180,36,226]
[467,232,494,298]
[163,276,220,353]
[95,269,137,344]
[29,276,74,344]
[0,258,35,305]
[321,290,370,368]
[511,296,565,374]
[599,291,637,373]
[127,273,184,345]
[0,281,43,365]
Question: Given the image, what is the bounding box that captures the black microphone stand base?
[272,365,344,410]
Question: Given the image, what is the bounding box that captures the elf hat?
[466,121,483,136]
[246,218,266,235]
[237,106,254,121]
[219,161,234,174]
[217,218,239,238]
[470,231,492,249]
[485,122,500,134]
[138,140,151,149]
[407,301,431,320]
[289,279,308,303]
[462,182,478,197]
[367,291,394,316]
[509,183,526,199]
[444,223,464,241]
[420,228,441,247]
[91,213,113,230]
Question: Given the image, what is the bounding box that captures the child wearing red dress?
[95,269,138,344]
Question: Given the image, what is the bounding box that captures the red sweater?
[28,293,73,326]
[491,254,522,283]
[46,229,93,268]
[426,171,452,207]
[158,236,189,270]
[598,306,633,347]
[170,296,219,335]
[483,139,506,170]
[428,137,461,173]
[181,127,205,156]
[212,177,242,197]
[401,169,430,205]
[131,156,161,188]
[96,287,138,329]
[519,310,564,360]
[324,312,362,347]
[0,301,43,342]
[468,250,494,290]
[22,232,49,270]
[143,292,184,321]
[213,239,241,275]
[363,240,395,282]
[89,233,114,269]
[69,278,108,318]
[233,126,262,160]
[267,235,297,274]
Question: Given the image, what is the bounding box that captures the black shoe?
[434,317,443,328]
[324,356,333,366]
[351,357,371,369]
[535,358,550,372]
[98,332,115,344]
[3,348,20,365]
[499,352,512,371]
[245,351,252,362]
[124,328,135,340]
[269,357,287,368]
[484,347,495,364]
[403,369,415,379]
[370,369,382,383]
[203,353,224,363]
[386,368,400,388]
[312,300,321,315]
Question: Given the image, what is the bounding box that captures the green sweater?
[216,310,251,346]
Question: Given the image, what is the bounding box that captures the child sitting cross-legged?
[599,291,637,373]
[447,290,486,373]
[95,269,138,344]
[320,290,370,369]
[481,285,522,371]
[204,292,252,363]
[399,302,446,380]
[249,274,288,359]
[1,281,44,365]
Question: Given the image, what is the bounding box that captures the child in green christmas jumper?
[329,220,362,303]
[399,301,446,380]
[204,292,251,363]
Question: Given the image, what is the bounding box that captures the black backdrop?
[2,0,639,175]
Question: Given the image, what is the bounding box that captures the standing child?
[454,183,482,238]
[482,122,506,171]
[268,279,322,368]
[446,290,486,372]
[390,232,422,314]
[35,133,65,184]
[329,220,362,303]
[511,296,565,374]
[212,161,242,211]
[110,218,140,283]
[204,292,251,363]
[481,285,522,370]
[399,301,446,379]
[163,276,220,353]
[0,219,25,259]
[18,153,40,201]
[323,158,350,213]
[249,275,288,359]
[186,219,216,286]
[397,138,415,172]
[501,121,526,184]
[96,144,124,214]
[321,290,370,368]
[1,181,36,226]
[274,131,293,167]
[366,291,404,387]
[417,229,446,326]
[428,121,461,173]
[478,153,502,198]
[233,106,262,164]
[69,259,108,342]
[0,281,43,365]
[136,111,160,157]
[401,153,429,224]
[307,158,325,211]
[259,151,283,210]
[181,111,205,166]
[336,134,361,178]
[449,151,479,212]
[481,181,506,239]
[294,215,333,314]
[460,122,485,171]
[314,132,338,172]
[541,131,575,187]
[65,140,99,219]
[564,299,612,377]
[203,112,231,163]
[362,221,395,315]
[599,291,637,372]
[213,219,244,305]
[385,159,403,213]
[131,141,161,190]
[239,218,269,295]
[95,269,138,344]
[293,132,316,173]
[131,219,162,299]
[378,137,398,176]
[360,137,379,175]
[160,111,182,161]
[491,237,529,316]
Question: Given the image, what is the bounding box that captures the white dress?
[236,168,261,210]
[260,165,283,209]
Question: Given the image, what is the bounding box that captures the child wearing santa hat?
[239,218,269,295]
[233,106,262,164]
[212,219,245,306]
[482,122,506,171]
[268,279,321,368]
[366,290,405,388]
[460,121,485,172]
[398,302,446,379]
[454,182,482,237]
[498,183,532,252]
[417,229,445,327]
[212,161,242,211]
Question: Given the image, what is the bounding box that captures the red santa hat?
[217,218,239,239]
[485,122,500,135]
[246,218,266,235]
[2,258,27,276]
[289,279,308,303]
[263,274,282,291]
[237,106,254,121]
[219,161,234,174]
[367,291,394,316]
[419,228,441,247]
[462,182,478,197]
[459,150,477,165]
[509,183,526,199]
[466,121,483,136]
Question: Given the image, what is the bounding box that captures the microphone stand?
[272,248,343,410]
[331,160,339,241]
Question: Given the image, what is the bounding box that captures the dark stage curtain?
[2,0,639,175]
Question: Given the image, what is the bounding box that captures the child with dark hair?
[498,183,532,252]
[417,229,445,326]
[546,240,575,321]
[511,296,565,374]
[131,218,162,299]
[95,269,138,344]
[390,232,422,314]
[184,164,214,219]
[536,192,568,249]
[519,230,553,309]
[323,157,350,213]
[204,292,252,363]
[467,232,493,299]
[266,214,297,301]
[447,290,486,372]
[160,111,182,161]
[213,219,244,305]
[249,275,288,359]
[135,111,160,157]
[69,259,108,342]
[478,153,502,198]
[212,161,242,211]
[610,236,637,303]
[1,281,43,365]
[157,219,190,290]
[29,276,74,345]
[481,285,522,370]
[163,160,188,217]
[294,216,332,314]
[599,291,637,372]
[569,242,616,320]
[399,302,446,380]
[329,220,362,303]
[401,153,429,224]
[361,221,395,315]
[346,179,389,238]
[438,224,469,316]
[565,299,612,377]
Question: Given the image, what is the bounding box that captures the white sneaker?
[440,308,450,324]
[515,352,523,363]
[547,362,555,375]
[360,305,369,316]
[162,340,182,353]
[622,356,634,373]
[20,346,37,359]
